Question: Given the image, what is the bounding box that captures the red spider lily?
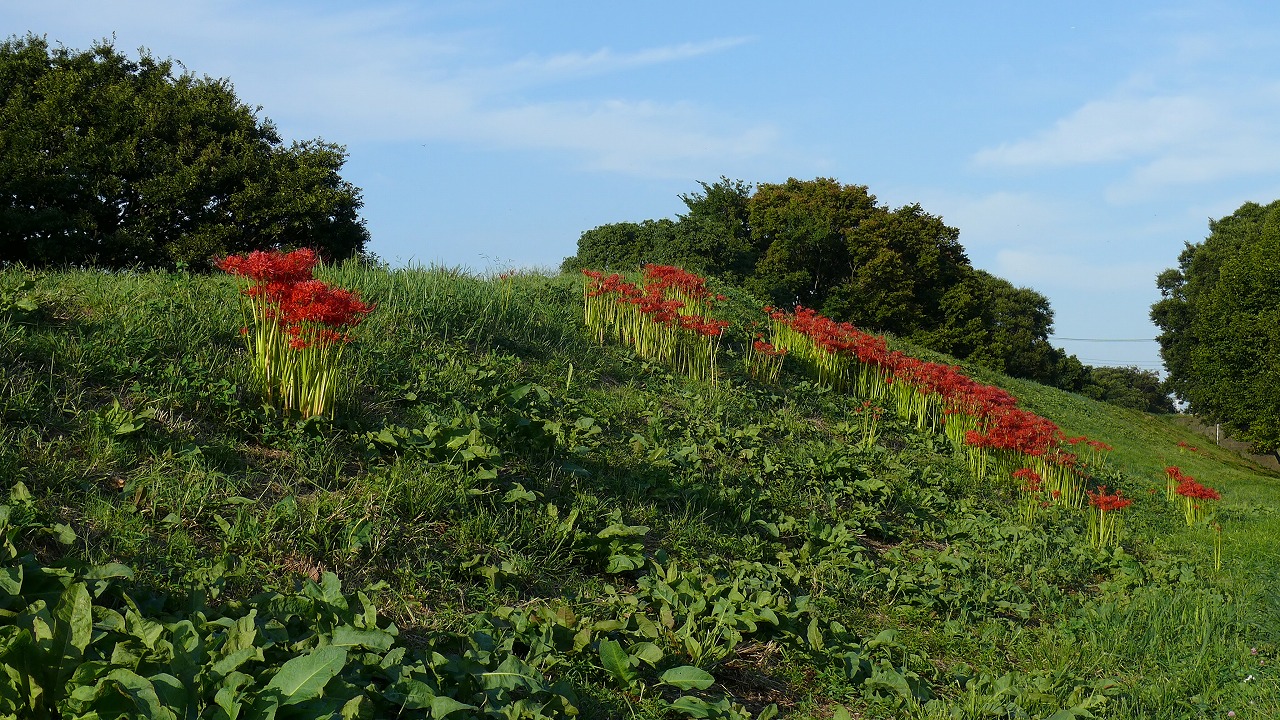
[753,340,788,356]
[219,249,372,418]
[1087,485,1132,546]
[1175,479,1221,501]
[278,280,374,330]
[1167,469,1221,525]
[217,248,319,285]
[1013,467,1043,493]
[582,265,729,382]
[1088,486,1133,513]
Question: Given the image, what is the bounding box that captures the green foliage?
[919,268,1080,386]
[4,264,1280,719]
[1080,366,1175,414]
[1152,199,1280,451]
[561,219,685,274]
[0,35,368,270]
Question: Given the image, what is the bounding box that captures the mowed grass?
[1,262,1278,719]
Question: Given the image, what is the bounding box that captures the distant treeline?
[564,177,1173,414]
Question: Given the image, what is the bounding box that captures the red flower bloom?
[1088,486,1133,513]
[1013,467,1043,493]
[1175,478,1221,501]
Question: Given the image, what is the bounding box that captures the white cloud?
[915,190,1072,250]
[973,84,1280,203]
[972,95,1220,167]
[3,1,774,178]
[499,37,752,86]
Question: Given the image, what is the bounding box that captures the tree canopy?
[1152,199,1280,451]
[0,35,368,270]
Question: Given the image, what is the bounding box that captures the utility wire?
[1051,337,1158,342]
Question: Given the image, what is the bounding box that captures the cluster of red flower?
[582,265,731,382]
[1013,467,1043,493]
[583,267,727,337]
[1165,466,1221,525]
[1088,485,1133,513]
[218,249,373,349]
[1171,473,1221,501]
[752,339,787,356]
[217,247,318,285]
[763,304,1093,458]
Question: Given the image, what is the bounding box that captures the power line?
[1052,337,1158,342]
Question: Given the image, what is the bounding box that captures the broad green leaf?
[667,695,730,718]
[83,563,134,581]
[806,617,824,651]
[211,647,259,678]
[8,483,32,504]
[630,641,663,666]
[330,625,394,652]
[605,553,645,574]
[341,694,367,719]
[482,656,543,692]
[571,627,592,653]
[50,582,93,699]
[213,671,254,720]
[659,666,715,691]
[124,607,164,650]
[223,610,259,655]
[0,566,21,597]
[385,677,436,709]
[429,695,477,718]
[103,668,177,720]
[864,665,913,699]
[244,693,279,720]
[264,645,347,705]
[597,523,649,539]
[48,523,75,546]
[150,673,188,716]
[597,638,636,688]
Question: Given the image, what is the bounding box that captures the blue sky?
[9,1,1280,371]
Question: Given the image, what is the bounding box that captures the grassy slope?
[1,264,1278,719]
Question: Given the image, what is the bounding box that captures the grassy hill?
[1,262,1277,719]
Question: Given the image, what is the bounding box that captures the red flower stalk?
[219,248,372,418]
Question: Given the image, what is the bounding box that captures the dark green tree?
[560,219,682,273]
[0,35,368,270]
[920,269,1075,385]
[746,177,880,313]
[1081,366,1175,414]
[1152,199,1280,452]
[674,177,756,281]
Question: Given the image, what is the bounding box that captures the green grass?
[2,262,1278,719]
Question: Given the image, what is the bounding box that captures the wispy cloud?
[5,1,775,178]
[500,37,752,85]
[973,85,1280,203]
[972,95,1220,167]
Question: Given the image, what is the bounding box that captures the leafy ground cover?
[1,263,1278,719]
